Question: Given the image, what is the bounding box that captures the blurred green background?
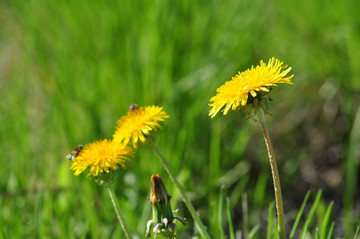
[1,0,360,238]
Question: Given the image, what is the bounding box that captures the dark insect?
[66,145,83,161]
[129,103,138,111]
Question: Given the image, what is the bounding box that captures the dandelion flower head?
[71,139,133,176]
[113,105,169,148]
[209,57,293,118]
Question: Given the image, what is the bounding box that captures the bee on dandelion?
[66,145,83,161]
[128,103,138,111]
[113,105,169,148]
[112,104,210,238]
[70,139,133,176]
[69,138,134,238]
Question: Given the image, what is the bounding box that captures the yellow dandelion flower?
[209,57,294,118]
[113,105,169,148]
[71,139,133,176]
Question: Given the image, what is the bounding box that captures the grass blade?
[272,222,279,239]
[242,193,248,239]
[219,186,225,239]
[320,201,334,239]
[345,107,360,212]
[326,222,335,239]
[248,225,260,239]
[253,172,268,207]
[289,191,311,239]
[354,225,360,239]
[226,197,235,239]
[300,190,322,239]
[315,228,320,239]
[300,222,309,237]
[267,202,274,239]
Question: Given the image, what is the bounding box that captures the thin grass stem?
[105,181,132,239]
[219,186,225,239]
[149,139,211,239]
[242,193,248,239]
[257,109,285,239]
[226,197,235,239]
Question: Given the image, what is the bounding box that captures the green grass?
[1,0,360,238]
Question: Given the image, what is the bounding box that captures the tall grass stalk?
[257,109,285,239]
[149,139,211,239]
[105,181,132,239]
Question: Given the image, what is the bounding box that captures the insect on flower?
[66,145,83,161]
[113,105,169,148]
[128,103,138,111]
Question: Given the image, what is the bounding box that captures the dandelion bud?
[145,174,186,238]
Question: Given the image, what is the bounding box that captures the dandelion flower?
[113,105,169,148]
[209,57,293,118]
[71,139,133,176]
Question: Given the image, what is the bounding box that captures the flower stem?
[257,109,285,239]
[149,139,211,239]
[105,181,132,239]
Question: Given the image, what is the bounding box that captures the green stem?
[149,139,211,239]
[105,181,132,239]
[257,109,285,239]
